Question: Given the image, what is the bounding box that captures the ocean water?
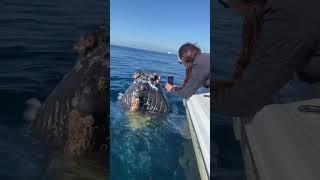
[0,0,107,179]
[110,45,201,180]
[212,2,245,180]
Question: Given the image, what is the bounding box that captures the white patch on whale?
[72,92,79,108]
[54,101,59,136]
[48,115,52,129]
[135,78,159,91]
[148,81,158,91]
[75,61,82,72]
[117,93,123,100]
[24,98,42,123]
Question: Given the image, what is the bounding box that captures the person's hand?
[165,83,175,92]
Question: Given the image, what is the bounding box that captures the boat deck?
[234,98,320,180]
[184,92,210,180]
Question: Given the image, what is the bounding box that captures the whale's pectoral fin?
[130,97,140,112]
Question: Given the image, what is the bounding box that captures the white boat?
[233,98,320,180]
[184,92,210,180]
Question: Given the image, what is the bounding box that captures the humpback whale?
[25,27,109,157]
[120,71,170,115]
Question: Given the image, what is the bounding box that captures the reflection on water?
[126,113,154,130]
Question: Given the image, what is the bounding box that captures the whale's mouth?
[130,96,140,112]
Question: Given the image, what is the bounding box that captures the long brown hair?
[178,43,201,86]
[231,0,266,82]
[214,0,267,90]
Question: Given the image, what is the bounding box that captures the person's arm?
[214,41,306,117]
[171,63,208,99]
[213,9,309,117]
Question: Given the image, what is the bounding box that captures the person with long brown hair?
[214,0,320,117]
[164,43,210,98]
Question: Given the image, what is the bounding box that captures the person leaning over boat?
[164,43,210,98]
[213,0,320,117]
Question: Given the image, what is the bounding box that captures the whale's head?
[120,71,170,114]
[73,26,108,60]
[131,71,161,98]
[30,27,109,156]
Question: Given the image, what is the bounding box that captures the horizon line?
[110,43,210,54]
[110,43,178,54]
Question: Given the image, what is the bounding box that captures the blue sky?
[110,0,210,53]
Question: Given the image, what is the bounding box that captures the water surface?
[0,0,107,178]
[212,2,245,179]
[110,45,200,180]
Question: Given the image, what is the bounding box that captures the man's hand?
[165,83,175,92]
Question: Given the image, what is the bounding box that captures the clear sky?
[110,0,210,53]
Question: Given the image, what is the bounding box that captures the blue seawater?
[213,2,245,179]
[0,0,107,179]
[110,45,201,180]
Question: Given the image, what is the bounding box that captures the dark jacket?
[213,0,320,117]
[172,53,210,98]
